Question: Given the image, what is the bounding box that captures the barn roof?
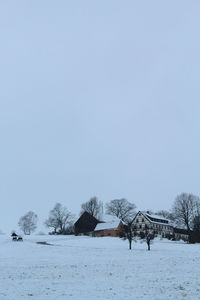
[94,220,121,231]
[74,211,100,234]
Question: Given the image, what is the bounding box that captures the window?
[142,218,144,222]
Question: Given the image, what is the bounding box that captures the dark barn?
[74,211,100,235]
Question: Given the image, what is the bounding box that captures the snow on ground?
[0,235,200,300]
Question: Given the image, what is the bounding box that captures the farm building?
[74,212,126,237]
[132,211,174,238]
[93,216,126,237]
[74,210,190,241]
[74,211,100,235]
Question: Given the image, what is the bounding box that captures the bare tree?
[124,221,136,250]
[140,225,155,251]
[106,198,136,223]
[45,203,73,234]
[45,216,59,234]
[80,197,103,219]
[172,193,200,232]
[18,211,38,235]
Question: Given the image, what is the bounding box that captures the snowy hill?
[0,235,200,300]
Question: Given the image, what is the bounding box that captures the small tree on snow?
[140,225,155,251]
[18,211,38,235]
[124,222,136,250]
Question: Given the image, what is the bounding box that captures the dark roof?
[74,211,100,234]
[145,213,169,224]
[11,232,18,237]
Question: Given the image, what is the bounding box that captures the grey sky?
[0,1,200,233]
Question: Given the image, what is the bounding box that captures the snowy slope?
[0,235,200,300]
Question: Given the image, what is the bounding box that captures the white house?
[132,211,174,237]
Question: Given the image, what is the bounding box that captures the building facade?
[74,212,126,237]
[74,211,100,235]
[93,220,125,237]
[132,211,174,238]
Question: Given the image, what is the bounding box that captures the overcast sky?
[0,1,200,233]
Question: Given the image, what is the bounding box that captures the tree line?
[17,193,200,243]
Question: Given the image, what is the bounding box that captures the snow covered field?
[0,235,200,300]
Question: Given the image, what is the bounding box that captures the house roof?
[145,213,169,222]
[94,220,121,231]
[134,211,173,227]
[74,212,125,233]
